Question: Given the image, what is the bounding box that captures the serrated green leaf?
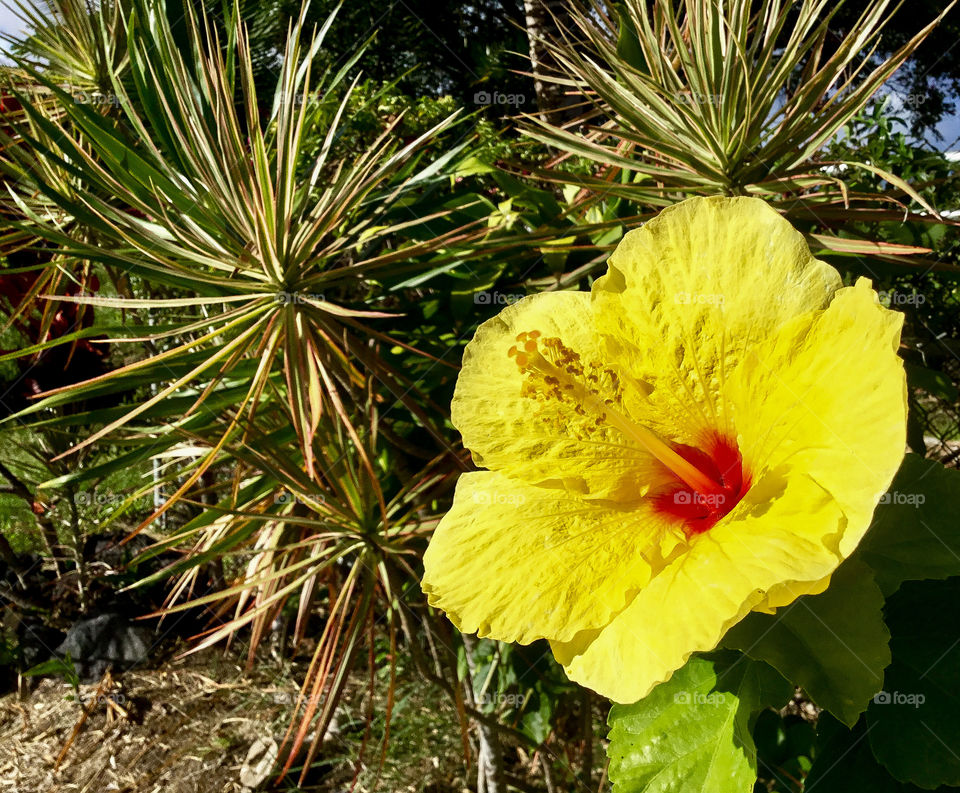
[606,653,791,793]
[855,455,960,596]
[867,578,960,789]
[722,559,890,727]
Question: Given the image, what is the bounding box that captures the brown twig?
[56,669,114,770]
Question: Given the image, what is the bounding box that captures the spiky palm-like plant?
[4,0,478,502]
[0,0,488,779]
[2,0,129,94]
[127,396,463,782]
[522,0,957,264]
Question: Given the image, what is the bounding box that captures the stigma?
[653,434,752,535]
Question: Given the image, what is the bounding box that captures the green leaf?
[867,578,960,789]
[753,709,815,786]
[805,714,948,793]
[906,364,960,402]
[855,455,960,596]
[615,4,646,72]
[722,559,890,727]
[24,654,79,689]
[606,652,791,793]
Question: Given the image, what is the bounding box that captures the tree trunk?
[462,633,506,793]
[523,0,574,122]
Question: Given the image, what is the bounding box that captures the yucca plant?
[1,0,129,96]
[0,100,104,355]
[0,46,117,578]
[521,0,958,265]
[0,0,495,779]
[2,0,481,509]
[116,395,463,783]
[0,0,117,340]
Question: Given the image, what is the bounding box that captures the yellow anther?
[508,332,722,496]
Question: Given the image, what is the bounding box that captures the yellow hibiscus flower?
[422,196,907,703]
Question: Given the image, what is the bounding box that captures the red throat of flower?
[653,434,752,536]
[506,332,752,535]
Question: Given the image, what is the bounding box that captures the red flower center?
[653,434,751,536]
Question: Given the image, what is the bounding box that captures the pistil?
[509,331,723,496]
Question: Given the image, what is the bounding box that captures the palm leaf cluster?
[521,0,957,265]
[0,0,483,779]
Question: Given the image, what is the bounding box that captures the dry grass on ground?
[1,655,294,792]
[0,645,469,793]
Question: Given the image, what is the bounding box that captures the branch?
[0,460,35,504]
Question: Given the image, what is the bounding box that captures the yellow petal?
[753,574,833,615]
[555,472,845,702]
[726,277,907,560]
[452,291,673,499]
[591,196,842,443]
[422,471,673,644]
